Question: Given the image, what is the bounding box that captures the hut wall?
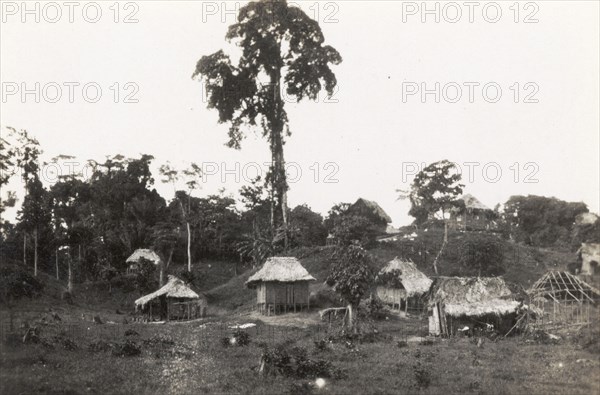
[256,283,267,304]
[376,286,407,305]
[429,305,441,336]
[264,282,309,305]
[257,281,310,314]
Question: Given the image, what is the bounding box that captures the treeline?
[0,128,336,283]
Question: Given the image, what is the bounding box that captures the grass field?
[1,238,596,394]
[1,307,599,395]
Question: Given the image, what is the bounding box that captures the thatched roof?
[429,277,519,317]
[348,198,392,223]
[126,249,161,265]
[135,276,201,307]
[378,258,432,297]
[528,271,600,303]
[245,257,316,288]
[460,194,491,211]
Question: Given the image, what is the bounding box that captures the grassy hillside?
[206,230,577,311]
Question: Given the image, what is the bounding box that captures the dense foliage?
[457,234,505,276]
[0,264,44,305]
[502,195,589,247]
[404,160,464,226]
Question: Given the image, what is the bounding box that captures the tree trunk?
[67,254,73,293]
[444,220,448,243]
[269,66,289,251]
[347,303,358,334]
[55,247,59,280]
[167,247,174,268]
[23,234,27,266]
[159,264,164,287]
[186,222,192,272]
[33,228,38,277]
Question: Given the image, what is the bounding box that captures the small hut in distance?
[246,257,316,315]
[126,249,162,274]
[134,275,207,321]
[376,257,432,315]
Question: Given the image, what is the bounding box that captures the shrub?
[458,234,505,276]
[220,337,232,347]
[397,340,408,348]
[413,362,432,389]
[221,330,251,347]
[0,265,44,305]
[124,329,139,337]
[364,295,386,320]
[313,339,329,352]
[259,345,343,379]
[51,335,78,351]
[112,340,141,357]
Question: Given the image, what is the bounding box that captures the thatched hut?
[246,257,316,315]
[375,258,432,315]
[428,277,520,336]
[126,249,161,274]
[448,194,496,231]
[528,271,600,328]
[134,276,207,321]
[347,198,392,233]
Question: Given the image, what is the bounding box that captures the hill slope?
[207,230,576,311]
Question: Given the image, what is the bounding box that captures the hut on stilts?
[246,257,316,315]
[375,257,432,315]
[134,275,207,321]
[528,271,600,329]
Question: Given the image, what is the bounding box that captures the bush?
[112,340,141,357]
[124,329,139,337]
[0,265,44,305]
[313,339,329,351]
[233,329,250,346]
[397,340,408,348]
[260,345,342,379]
[413,362,432,389]
[458,234,505,276]
[221,330,251,347]
[364,295,386,320]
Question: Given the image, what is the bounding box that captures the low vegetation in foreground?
[1,306,599,395]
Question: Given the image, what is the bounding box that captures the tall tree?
[401,160,464,273]
[14,129,48,276]
[159,163,202,272]
[194,0,342,250]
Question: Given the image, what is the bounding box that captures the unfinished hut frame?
[246,257,316,316]
[528,271,600,329]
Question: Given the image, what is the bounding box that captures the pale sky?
[1,0,599,225]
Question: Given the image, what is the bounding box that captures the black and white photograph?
[1,1,599,393]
